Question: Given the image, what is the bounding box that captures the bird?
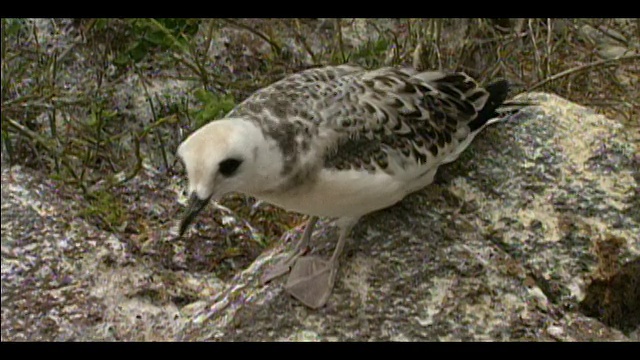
[176,64,522,309]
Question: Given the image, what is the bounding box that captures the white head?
[176,118,276,236]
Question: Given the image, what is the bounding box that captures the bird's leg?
[284,217,358,309]
[261,216,319,284]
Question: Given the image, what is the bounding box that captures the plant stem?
[528,53,640,91]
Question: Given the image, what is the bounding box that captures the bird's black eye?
[218,158,243,177]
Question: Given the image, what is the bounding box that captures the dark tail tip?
[469,79,511,131]
[485,80,510,107]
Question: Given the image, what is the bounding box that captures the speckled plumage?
[177,64,519,308]
[226,65,507,183]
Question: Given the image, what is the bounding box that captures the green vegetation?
[78,188,127,232]
[192,90,236,129]
[2,18,638,236]
[110,18,201,65]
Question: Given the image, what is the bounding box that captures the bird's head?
[176,118,267,237]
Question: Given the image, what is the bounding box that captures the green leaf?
[4,18,27,37]
[113,52,131,66]
[128,41,150,62]
[191,91,237,129]
[145,30,169,46]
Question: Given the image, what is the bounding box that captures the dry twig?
[528,53,640,92]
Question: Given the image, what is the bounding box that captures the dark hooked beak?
[178,192,212,237]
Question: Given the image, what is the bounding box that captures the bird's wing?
[227,65,507,181]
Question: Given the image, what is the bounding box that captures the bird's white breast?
[254,168,414,219]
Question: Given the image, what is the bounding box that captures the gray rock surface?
[2,92,638,341]
[579,22,639,59]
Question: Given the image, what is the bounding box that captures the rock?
[597,45,634,60]
[178,92,638,341]
[579,24,627,47]
[2,92,638,341]
[491,18,526,34]
[578,24,635,59]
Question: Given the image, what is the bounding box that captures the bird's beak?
[178,192,212,237]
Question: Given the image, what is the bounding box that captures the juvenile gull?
[176,65,521,308]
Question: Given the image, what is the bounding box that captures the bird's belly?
[255,169,409,218]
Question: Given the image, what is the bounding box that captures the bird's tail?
[469,80,509,131]
[470,79,533,131]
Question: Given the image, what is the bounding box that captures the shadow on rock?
[580,257,640,335]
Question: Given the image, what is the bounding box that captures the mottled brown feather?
[226,65,503,179]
